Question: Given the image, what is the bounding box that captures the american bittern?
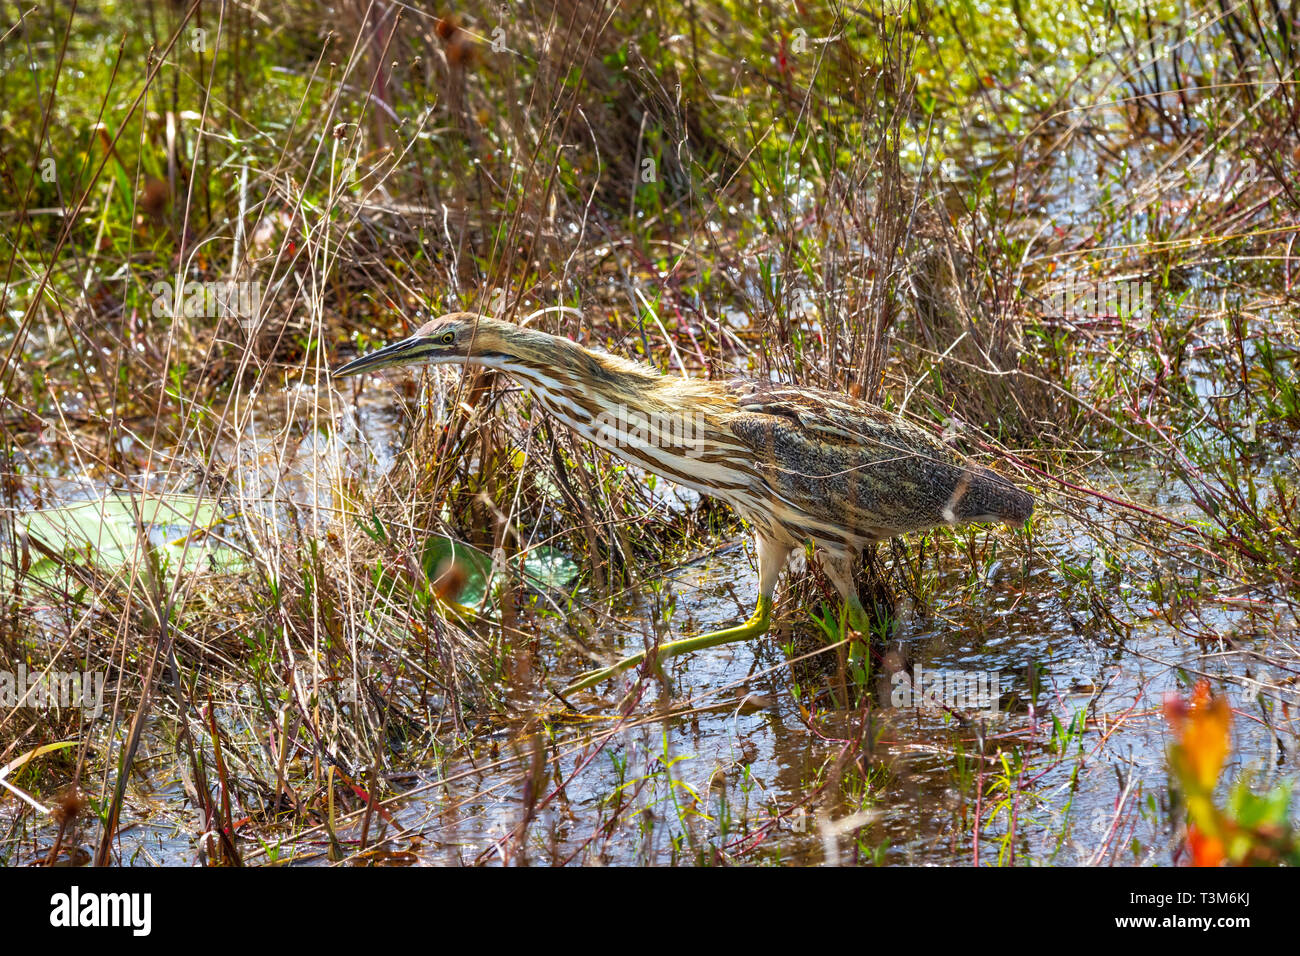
[334,313,1033,695]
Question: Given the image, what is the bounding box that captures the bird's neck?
[480,331,728,484]
[487,334,661,444]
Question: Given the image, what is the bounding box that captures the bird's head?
[333,312,517,378]
[945,464,1035,528]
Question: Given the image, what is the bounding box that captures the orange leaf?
[1184,681,1231,790]
[1188,824,1225,867]
[1165,680,1231,791]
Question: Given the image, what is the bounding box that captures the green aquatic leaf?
[519,545,579,590]
[20,491,244,582]
[421,536,492,607]
[420,536,577,608]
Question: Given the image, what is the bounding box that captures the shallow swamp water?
[8,368,1295,867]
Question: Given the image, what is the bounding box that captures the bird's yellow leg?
[562,595,773,695]
[841,594,870,631]
[820,553,876,665]
[842,595,873,668]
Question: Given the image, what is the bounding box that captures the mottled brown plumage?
[335,313,1033,692]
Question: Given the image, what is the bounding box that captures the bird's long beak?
[332,335,425,378]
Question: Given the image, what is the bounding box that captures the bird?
[334,312,1034,696]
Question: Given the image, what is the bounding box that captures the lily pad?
[420,536,578,607]
[519,545,579,590]
[421,536,493,607]
[19,491,244,583]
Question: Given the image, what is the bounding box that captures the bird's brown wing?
[728,382,949,451]
[724,381,1000,545]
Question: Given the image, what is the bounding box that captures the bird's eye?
[440,332,454,345]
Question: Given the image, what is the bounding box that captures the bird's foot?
[561,596,773,696]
